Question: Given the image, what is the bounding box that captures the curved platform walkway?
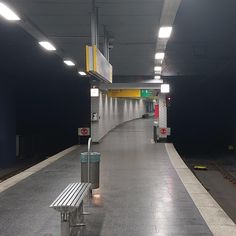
[0,119,235,236]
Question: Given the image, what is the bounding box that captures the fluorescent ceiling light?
[155,52,165,60]
[155,79,163,84]
[64,60,75,66]
[158,27,172,38]
[161,84,170,93]
[39,41,56,51]
[78,71,86,76]
[154,66,162,73]
[154,75,161,79]
[0,3,20,21]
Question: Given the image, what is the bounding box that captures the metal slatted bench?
[50,182,91,236]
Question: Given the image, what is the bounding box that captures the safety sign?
[159,127,171,138]
[78,128,90,136]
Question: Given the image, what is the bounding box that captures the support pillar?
[103,26,109,61]
[158,93,168,142]
[91,0,99,47]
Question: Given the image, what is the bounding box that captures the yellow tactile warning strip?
[165,143,236,236]
[0,145,79,193]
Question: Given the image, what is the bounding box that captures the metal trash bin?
[80,152,100,189]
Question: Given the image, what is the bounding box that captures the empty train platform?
[0,119,235,236]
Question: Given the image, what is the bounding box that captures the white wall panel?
[91,92,145,142]
[159,93,167,128]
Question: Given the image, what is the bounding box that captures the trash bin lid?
[80,152,101,163]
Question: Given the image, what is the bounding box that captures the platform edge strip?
[165,143,236,236]
[0,145,79,193]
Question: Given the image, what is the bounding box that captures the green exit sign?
[141,89,153,97]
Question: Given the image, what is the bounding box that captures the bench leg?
[61,213,70,236]
[70,201,87,227]
[80,200,91,216]
[81,198,91,215]
[77,201,86,226]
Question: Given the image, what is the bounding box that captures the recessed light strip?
[64,60,75,66]
[154,26,173,77]
[0,2,20,21]
[155,52,165,60]
[0,3,87,76]
[158,26,173,39]
[154,66,162,73]
[39,41,56,51]
[78,71,86,76]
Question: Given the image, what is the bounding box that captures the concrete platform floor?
[0,119,213,236]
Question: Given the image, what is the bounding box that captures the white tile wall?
[91,92,146,142]
[159,93,167,128]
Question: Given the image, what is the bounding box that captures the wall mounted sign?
[159,127,171,138]
[78,128,90,136]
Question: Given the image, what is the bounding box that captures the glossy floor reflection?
[80,119,212,236]
[0,119,212,236]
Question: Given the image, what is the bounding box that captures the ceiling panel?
[7,0,164,77]
[164,0,236,76]
[111,44,155,75]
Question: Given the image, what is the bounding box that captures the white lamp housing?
[91,88,99,97]
[161,84,170,93]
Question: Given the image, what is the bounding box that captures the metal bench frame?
[50,182,91,236]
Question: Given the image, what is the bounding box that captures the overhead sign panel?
[108,89,156,98]
[141,89,153,98]
[86,45,112,83]
[108,89,141,98]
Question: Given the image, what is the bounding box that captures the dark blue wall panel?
[168,76,234,155]
[0,20,90,167]
[0,77,15,167]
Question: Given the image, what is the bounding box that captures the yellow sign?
[86,45,112,83]
[108,90,141,98]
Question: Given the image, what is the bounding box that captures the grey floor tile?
[0,119,212,236]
